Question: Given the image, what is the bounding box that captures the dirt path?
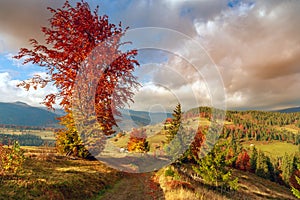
[100,172,165,200]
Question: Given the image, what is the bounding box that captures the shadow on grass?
[0,157,121,200]
[98,154,171,173]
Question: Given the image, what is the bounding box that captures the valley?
[1,105,300,199]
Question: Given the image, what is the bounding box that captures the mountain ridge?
[0,102,173,129]
[0,102,60,127]
[2,101,299,128]
[274,106,300,113]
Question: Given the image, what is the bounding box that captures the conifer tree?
[192,140,238,191]
[255,150,274,180]
[291,164,300,198]
[281,153,296,185]
[164,103,182,158]
[250,146,258,172]
[166,103,182,143]
[55,110,91,158]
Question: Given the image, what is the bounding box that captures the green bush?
[165,167,175,177]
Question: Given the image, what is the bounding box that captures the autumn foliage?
[55,111,91,158]
[127,128,150,153]
[190,127,206,160]
[14,1,140,155]
[14,1,139,131]
[235,150,251,171]
[0,142,25,176]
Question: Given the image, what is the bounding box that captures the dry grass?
[0,147,120,200]
[157,167,226,200]
[156,165,297,200]
[1,146,297,200]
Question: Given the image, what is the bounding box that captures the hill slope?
[117,109,172,130]
[276,106,300,113]
[0,102,59,127]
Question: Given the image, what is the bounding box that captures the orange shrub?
[127,128,149,153]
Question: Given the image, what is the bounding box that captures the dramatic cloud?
[0,0,66,51]
[0,0,299,111]
[194,0,300,109]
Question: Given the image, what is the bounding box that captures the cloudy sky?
[0,0,299,112]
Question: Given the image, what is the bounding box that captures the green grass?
[243,141,298,157]
[148,133,167,144]
[111,134,130,148]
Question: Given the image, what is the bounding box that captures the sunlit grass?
[243,141,298,157]
[274,125,300,134]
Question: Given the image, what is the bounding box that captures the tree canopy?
[14,1,140,156]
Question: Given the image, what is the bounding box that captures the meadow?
[1,108,300,199]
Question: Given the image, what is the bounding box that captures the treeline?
[185,107,300,145]
[0,133,44,146]
[174,124,300,193]
[227,110,300,127]
[222,111,300,145]
[176,107,300,195]
[0,124,57,131]
[221,123,300,145]
[185,107,300,128]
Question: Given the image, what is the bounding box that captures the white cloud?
[1,0,300,111]
[128,54,218,112]
[0,72,58,108]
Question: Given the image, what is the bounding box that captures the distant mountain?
[39,106,66,116]
[117,109,172,131]
[275,107,300,113]
[0,102,172,129]
[0,102,59,127]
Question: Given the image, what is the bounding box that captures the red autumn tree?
[14,1,139,156]
[190,127,206,160]
[235,149,251,171]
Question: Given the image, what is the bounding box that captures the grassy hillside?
[2,107,300,199]
[155,165,297,200]
[1,147,296,200]
[243,141,299,158]
[0,147,121,200]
